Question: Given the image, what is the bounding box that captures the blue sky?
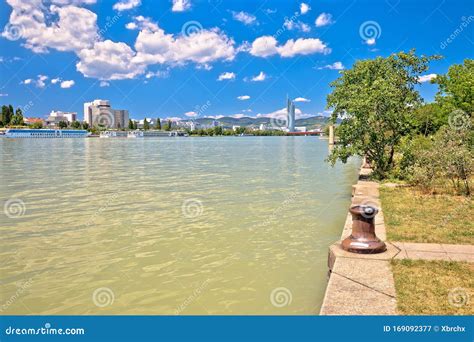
[0,0,473,121]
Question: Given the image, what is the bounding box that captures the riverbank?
[320,166,473,315]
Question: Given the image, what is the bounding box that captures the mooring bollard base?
[341,237,387,254]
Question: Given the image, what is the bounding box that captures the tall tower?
[286,96,295,132]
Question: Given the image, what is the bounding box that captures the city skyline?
[0,0,472,121]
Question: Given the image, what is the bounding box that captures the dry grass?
[392,259,474,315]
[381,186,473,244]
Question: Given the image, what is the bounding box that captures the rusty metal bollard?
[341,205,386,254]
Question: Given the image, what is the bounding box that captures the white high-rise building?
[286,97,296,132]
[84,100,129,129]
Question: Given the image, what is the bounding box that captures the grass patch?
[392,259,474,315]
[381,186,473,244]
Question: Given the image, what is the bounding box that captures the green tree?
[1,105,9,125]
[31,121,43,129]
[82,122,89,130]
[58,121,68,129]
[10,108,24,126]
[165,120,172,131]
[326,50,440,179]
[155,118,161,130]
[133,121,138,130]
[143,118,150,130]
[8,105,14,125]
[434,59,473,116]
[411,103,446,136]
[128,119,134,130]
[71,121,81,129]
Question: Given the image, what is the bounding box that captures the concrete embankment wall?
[319,168,399,315]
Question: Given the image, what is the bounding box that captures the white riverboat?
[128,130,187,138]
[100,131,128,138]
[5,129,89,138]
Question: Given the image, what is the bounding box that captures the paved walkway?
[393,242,474,263]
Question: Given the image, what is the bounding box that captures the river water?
[0,137,359,314]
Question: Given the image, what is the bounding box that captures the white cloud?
[77,40,146,80]
[365,38,376,45]
[283,19,311,32]
[294,97,310,102]
[318,61,344,70]
[315,13,333,27]
[172,0,191,12]
[230,114,248,118]
[3,1,238,81]
[126,16,159,31]
[300,3,310,15]
[60,80,75,88]
[125,22,138,30]
[23,75,48,88]
[418,74,437,83]
[0,93,8,97]
[51,78,61,84]
[237,95,250,100]
[184,111,198,117]
[217,72,236,81]
[249,36,279,57]
[134,25,236,66]
[232,11,257,25]
[278,38,330,57]
[37,75,48,88]
[113,0,141,11]
[257,107,300,118]
[251,71,266,82]
[250,36,330,58]
[99,81,110,87]
[145,70,170,79]
[2,2,99,53]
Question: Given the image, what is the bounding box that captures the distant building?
[24,117,44,126]
[295,126,307,132]
[137,118,156,128]
[232,125,240,131]
[211,120,220,127]
[45,111,77,127]
[259,123,267,131]
[84,100,129,129]
[286,97,296,132]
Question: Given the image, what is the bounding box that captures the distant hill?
[193,116,332,129]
